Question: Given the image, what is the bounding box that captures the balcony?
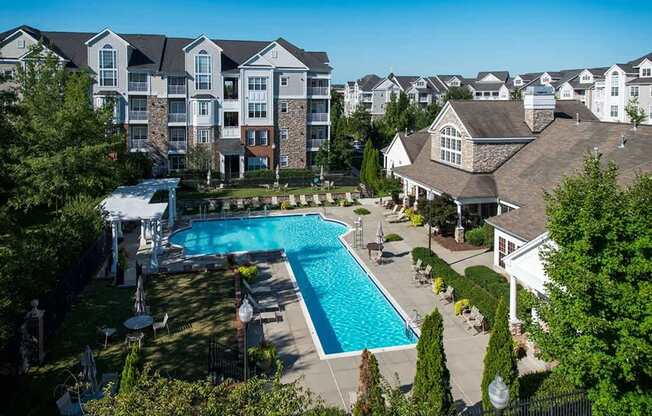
[167,84,186,95]
[308,87,329,96]
[308,113,328,122]
[222,126,240,138]
[169,140,187,152]
[129,110,148,121]
[128,81,148,92]
[129,138,148,151]
[308,138,326,149]
[168,113,187,123]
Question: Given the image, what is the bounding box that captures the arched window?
[194,50,212,90]
[440,126,462,166]
[99,44,117,87]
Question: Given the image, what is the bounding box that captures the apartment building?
[467,71,511,100]
[0,25,332,176]
[366,73,449,118]
[343,73,381,115]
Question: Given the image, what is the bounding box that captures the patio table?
[123,315,153,331]
[366,242,384,258]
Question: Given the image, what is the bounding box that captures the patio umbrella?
[81,345,98,394]
[320,165,324,182]
[274,165,280,187]
[376,221,384,246]
[134,276,146,315]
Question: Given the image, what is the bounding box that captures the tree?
[360,140,380,192]
[315,134,353,171]
[420,194,458,234]
[412,309,453,415]
[414,102,442,130]
[510,89,523,100]
[348,104,373,142]
[384,92,414,135]
[442,86,473,102]
[624,97,648,128]
[186,143,213,184]
[531,156,652,416]
[353,349,385,416]
[481,298,519,410]
[119,345,141,395]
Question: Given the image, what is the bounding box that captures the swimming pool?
[169,214,417,357]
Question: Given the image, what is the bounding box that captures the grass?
[353,207,370,215]
[12,271,236,416]
[178,185,357,200]
[384,233,403,242]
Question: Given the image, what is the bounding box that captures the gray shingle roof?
[627,52,652,67]
[626,77,652,85]
[394,75,419,90]
[469,82,505,91]
[357,74,381,91]
[399,130,429,163]
[477,71,509,82]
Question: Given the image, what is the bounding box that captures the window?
[439,126,462,166]
[197,129,210,144]
[197,101,209,116]
[169,127,186,142]
[248,77,267,91]
[194,51,212,90]
[475,92,482,97]
[280,155,289,167]
[280,101,288,113]
[99,45,117,87]
[248,103,267,118]
[630,86,639,97]
[610,105,619,118]
[169,155,186,170]
[2,68,14,79]
[224,78,238,99]
[130,125,147,141]
[611,73,619,96]
[491,91,499,97]
[498,236,519,268]
[581,74,591,82]
[563,89,571,98]
[642,68,651,77]
[280,128,289,140]
[247,157,267,171]
[514,79,522,86]
[256,130,268,146]
[17,39,25,49]
[169,100,186,114]
[246,129,255,146]
[224,112,238,127]
[129,97,147,112]
[280,76,289,87]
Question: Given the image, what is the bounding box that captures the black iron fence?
[461,391,592,416]
[208,336,253,383]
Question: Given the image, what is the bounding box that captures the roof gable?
[85,28,130,47]
[240,40,308,69]
[182,35,222,53]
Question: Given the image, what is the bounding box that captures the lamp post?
[427,200,432,252]
[238,298,253,381]
[488,375,510,415]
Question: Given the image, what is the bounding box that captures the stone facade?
[277,99,307,168]
[147,97,169,171]
[430,107,474,171]
[471,142,524,172]
[524,108,554,133]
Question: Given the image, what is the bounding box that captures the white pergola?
[100,178,180,274]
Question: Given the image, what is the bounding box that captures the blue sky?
[1,0,651,83]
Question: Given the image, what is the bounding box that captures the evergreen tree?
[412,309,453,415]
[119,345,141,395]
[442,86,473,102]
[481,298,519,410]
[353,349,385,416]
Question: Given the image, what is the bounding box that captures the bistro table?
[366,242,384,258]
[123,315,153,331]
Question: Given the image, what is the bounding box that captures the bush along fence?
[461,390,592,416]
[411,248,532,327]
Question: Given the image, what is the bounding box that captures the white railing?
[169,140,187,152]
[128,82,148,92]
[168,113,187,123]
[129,110,148,121]
[309,87,329,96]
[129,138,147,150]
[222,126,240,138]
[308,138,326,149]
[167,84,186,95]
[308,113,328,122]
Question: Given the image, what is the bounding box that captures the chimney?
[523,85,555,133]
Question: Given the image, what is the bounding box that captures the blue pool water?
[169,214,417,355]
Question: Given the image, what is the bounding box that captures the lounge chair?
[388,212,408,223]
[299,194,309,206]
[412,258,423,272]
[242,278,272,295]
[346,192,354,204]
[313,194,322,206]
[247,294,279,312]
[222,200,231,211]
[416,264,432,285]
[251,197,261,209]
[384,205,400,217]
[472,313,486,333]
[463,306,480,330]
[440,286,455,304]
[236,199,245,210]
[326,193,335,204]
[288,194,298,207]
[271,196,279,207]
[152,313,169,338]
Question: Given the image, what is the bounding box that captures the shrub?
[280,201,291,210]
[465,226,485,246]
[339,199,350,207]
[354,207,371,215]
[454,299,470,315]
[119,345,141,394]
[353,349,385,416]
[384,233,403,242]
[483,223,494,249]
[432,277,445,294]
[404,207,414,217]
[238,265,258,282]
[247,341,278,372]
[410,214,424,226]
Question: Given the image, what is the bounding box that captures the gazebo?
[100,178,180,274]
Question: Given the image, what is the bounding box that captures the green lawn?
[178,185,357,200]
[12,271,236,416]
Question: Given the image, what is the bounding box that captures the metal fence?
[461,391,592,416]
[208,336,253,383]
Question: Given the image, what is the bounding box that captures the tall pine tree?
[353,349,385,416]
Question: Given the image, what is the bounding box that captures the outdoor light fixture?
[238,299,254,380]
[488,375,510,415]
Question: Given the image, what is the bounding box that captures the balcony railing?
[168,113,187,123]
[129,110,148,121]
[308,113,328,122]
[222,126,240,138]
[308,138,326,149]
[128,82,148,92]
[169,140,187,152]
[168,84,186,95]
[309,87,329,96]
[129,138,148,150]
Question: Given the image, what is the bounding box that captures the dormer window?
[451,80,460,87]
[642,68,652,77]
[194,50,212,90]
[581,74,591,82]
[541,76,550,84]
[99,44,117,87]
[514,79,522,86]
[440,126,462,166]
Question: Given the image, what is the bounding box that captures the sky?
[2,0,651,83]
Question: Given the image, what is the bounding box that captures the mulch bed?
[433,234,483,251]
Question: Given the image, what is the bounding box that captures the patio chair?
[388,212,408,223]
[251,197,261,209]
[412,258,423,272]
[440,287,455,304]
[299,194,309,206]
[313,194,322,206]
[384,205,400,217]
[125,332,144,348]
[247,293,280,312]
[417,264,432,285]
[236,199,245,210]
[152,313,169,338]
[386,207,405,219]
[271,196,279,206]
[242,278,272,295]
[288,194,298,207]
[255,303,282,323]
[346,192,354,204]
[463,306,480,330]
[283,183,289,191]
[326,193,335,204]
[382,199,393,209]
